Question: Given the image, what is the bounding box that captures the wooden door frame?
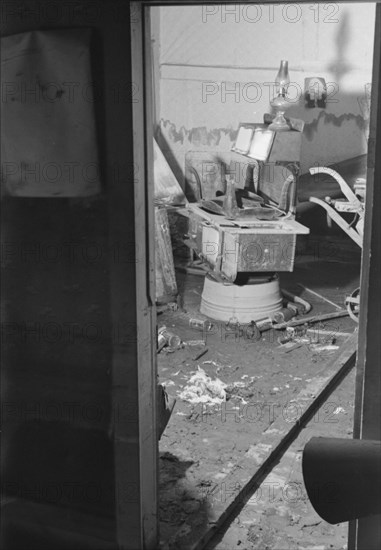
[130,2,381,549]
[349,4,381,549]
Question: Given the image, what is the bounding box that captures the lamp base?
[269,95,291,131]
[268,119,290,132]
[268,112,290,131]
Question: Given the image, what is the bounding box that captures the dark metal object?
[345,287,360,323]
[273,309,350,330]
[302,437,381,524]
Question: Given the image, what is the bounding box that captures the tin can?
[158,327,182,349]
[273,307,297,324]
[157,326,168,351]
[189,318,213,331]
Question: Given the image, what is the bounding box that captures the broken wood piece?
[283,342,304,353]
[192,348,209,361]
[154,138,188,205]
[155,207,178,303]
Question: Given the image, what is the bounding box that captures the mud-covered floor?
[158,232,361,550]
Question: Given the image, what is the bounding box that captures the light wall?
[152,3,375,181]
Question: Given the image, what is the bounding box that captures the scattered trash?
[203,360,225,368]
[157,326,182,352]
[183,339,206,347]
[273,306,298,324]
[310,343,340,352]
[278,334,293,345]
[286,326,307,338]
[282,288,312,314]
[157,328,168,352]
[333,406,347,415]
[225,380,259,401]
[273,309,349,330]
[283,342,304,353]
[192,348,209,361]
[157,301,179,314]
[189,318,214,331]
[306,328,351,337]
[232,382,246,388]
[178,367,227,404]
[246,320,262,341]
[255,317,273,332]
[301,520,322,529]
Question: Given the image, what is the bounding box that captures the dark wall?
[1,2,138,548]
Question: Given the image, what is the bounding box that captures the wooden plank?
[188,332,357,550]
[155,206,178,303]
[130,4,159,550]
[349,4,381,550]
[154,139,188,205]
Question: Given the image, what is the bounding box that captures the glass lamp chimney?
[275,60,290,97]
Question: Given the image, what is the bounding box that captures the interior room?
[150,3,378,549]
[1,2,380,550]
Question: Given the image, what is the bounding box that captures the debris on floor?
[158,234,360,549]
[178,366,227,405]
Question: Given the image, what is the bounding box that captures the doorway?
[131,3,380,549]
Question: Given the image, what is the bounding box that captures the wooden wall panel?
[1,1,146,548]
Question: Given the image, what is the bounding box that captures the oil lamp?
[268,60,291,132]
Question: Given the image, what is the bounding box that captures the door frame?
[130,3,381,548]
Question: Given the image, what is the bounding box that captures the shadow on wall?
[152,4,373,186]
[327,10,352,85]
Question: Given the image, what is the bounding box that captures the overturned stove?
[180,121,309,323]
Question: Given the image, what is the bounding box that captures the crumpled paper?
[178,367,226,405]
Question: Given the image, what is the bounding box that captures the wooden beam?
[131,3,159,549]
[349,5,381,550]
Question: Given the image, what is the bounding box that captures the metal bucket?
[200,274,283,323]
